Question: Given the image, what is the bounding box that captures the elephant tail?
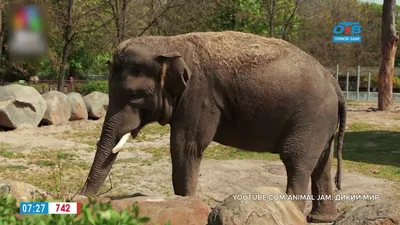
[335,96,347,190]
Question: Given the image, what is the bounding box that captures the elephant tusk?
[112,133,131,154]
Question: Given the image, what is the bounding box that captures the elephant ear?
[155,52,191,97]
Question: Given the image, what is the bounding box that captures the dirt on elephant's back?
[119,31,304,71]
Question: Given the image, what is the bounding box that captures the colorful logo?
[13,5,42,32]
[332,22,362,43]
[7,4,46,61]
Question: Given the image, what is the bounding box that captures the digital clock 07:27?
[20,202,49,215]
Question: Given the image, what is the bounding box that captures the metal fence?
[328,65,400,102]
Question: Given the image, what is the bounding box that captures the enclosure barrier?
[330,65,400,102]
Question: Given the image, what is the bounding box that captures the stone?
[208,186,307,225]
[41,91,72,125]
[0,84,47,129]
[0,180,52,203]
[83,91,109,119]
[66,92,88,120]
[74,195,210,225]
[334,201,400,225]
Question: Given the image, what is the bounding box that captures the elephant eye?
[130,90,147,99]
[131,67,140,74]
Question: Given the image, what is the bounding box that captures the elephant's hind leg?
[307,137,340,223]
[279,128,324,214]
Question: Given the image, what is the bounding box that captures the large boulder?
[334,201,400,225]
[0,84,47,129]
[74,195,210,225]
[41,91,72,125]
[66,92,88,120]
[83,91,108,119]
[0,180,52,203]
[208,186,307,225]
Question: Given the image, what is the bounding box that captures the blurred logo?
[7,4,47,61]
[332,22,362,43]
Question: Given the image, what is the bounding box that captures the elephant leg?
[307,137,340,223]
[280,126,326,213]
[282,159,313,213]
[169,105,220,196]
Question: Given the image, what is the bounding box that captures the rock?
[0,180,52,203]
[0,84,47,129]
[66,92,88,120]
[74,195,210,225]
[115,196,210,225]
[83,91,109,119]
[334,201,400,225]
[208,186,307,225]
[41,91,72,125]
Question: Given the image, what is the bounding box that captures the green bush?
[74,81,108,96]
[0,194,171,225]
[30,83,50,93]
[360,74,400,89]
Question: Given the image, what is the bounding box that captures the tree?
[0,1,8,65]
[108,0,129,45]
[378,0,399,111]
[51,0,112,91]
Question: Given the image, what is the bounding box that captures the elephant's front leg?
[169,109,220,196]
[170,139,205,196]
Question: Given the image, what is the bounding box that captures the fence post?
[357,65,360,101]
[346,72,349,100]
[367,72,371,101]
[336,65,339,80]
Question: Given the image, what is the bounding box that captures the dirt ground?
[1,101,400,223]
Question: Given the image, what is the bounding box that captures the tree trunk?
[57,42,71,91]
[120,0,127,43]
[58,0,74,91]
[0,5,4,64]
[378,0,399,111]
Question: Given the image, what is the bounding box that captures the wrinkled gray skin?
[80,31,346,223]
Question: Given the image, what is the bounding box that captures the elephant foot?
[307,210,341,223]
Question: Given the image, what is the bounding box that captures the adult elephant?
[80,31,346,223]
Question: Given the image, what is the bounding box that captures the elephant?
[80,31,346,223]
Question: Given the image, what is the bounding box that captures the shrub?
[0,194,171,225]
[360,74,400,89]
[393,76,400,89]
[30,83,50,93]
[74,81,108,96]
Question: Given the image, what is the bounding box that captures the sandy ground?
[0,102,399,224]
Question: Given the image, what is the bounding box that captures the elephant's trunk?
[80,114,120,196]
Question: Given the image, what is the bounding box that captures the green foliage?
[360,75,400,89]
[69,48,111,79]
[30,83,50,93]
[210,0,300,38]
[0,194,171,225]
[74,81,108,96]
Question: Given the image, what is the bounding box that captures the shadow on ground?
[336,130,400,169]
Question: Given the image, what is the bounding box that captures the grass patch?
[8,165,28,171]
[54,124,102,146]
[140,146,169,159]
[35,160,56,167]
[0,147,25,159]
[133,124,170,142]
[0,147,90,196]
[348,122,375,131]
[56,152,78,160]
[334,121,400,182]
[204,144,280,160]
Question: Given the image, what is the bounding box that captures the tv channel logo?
[332,22,362,43]
[7,4,47,62]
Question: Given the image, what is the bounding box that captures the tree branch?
[137,1,183,37]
